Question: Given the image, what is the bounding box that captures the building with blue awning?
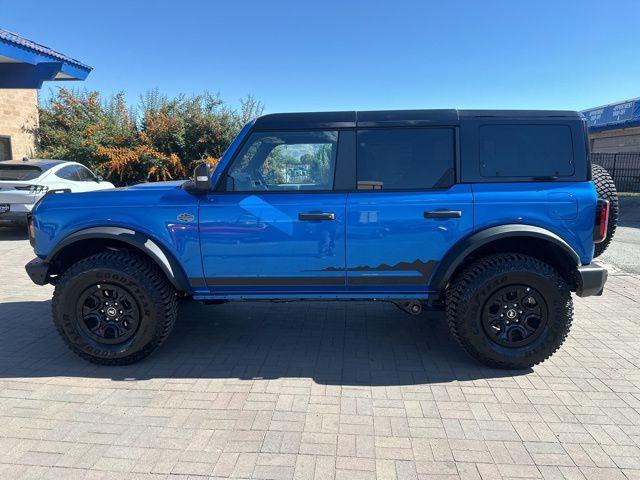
[582,98,640,153]
[0,28,92,160]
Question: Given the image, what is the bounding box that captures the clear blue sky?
[2,0,639,113]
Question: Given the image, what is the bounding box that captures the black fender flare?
[430,224,581,291]
[46,226,192,292]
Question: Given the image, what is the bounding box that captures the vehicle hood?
[33,179,191,215]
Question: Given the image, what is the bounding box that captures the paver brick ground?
[0,226,639,479]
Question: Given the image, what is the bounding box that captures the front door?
[199,130,347,295]
[346,127,474,294]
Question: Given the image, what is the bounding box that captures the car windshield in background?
[0,165,43,181]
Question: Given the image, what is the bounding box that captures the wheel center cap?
[506,309,517,319]
[106,307,117,317]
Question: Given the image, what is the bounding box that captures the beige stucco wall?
[0,89,38,160]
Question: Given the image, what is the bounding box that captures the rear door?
[346,127,474,293]
[199,130,349,295]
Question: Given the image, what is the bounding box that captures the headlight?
[15,185,49,194]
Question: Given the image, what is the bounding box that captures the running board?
[193,292,439,302]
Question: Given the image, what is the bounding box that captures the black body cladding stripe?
[200,277,345,287]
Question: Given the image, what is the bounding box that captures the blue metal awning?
[582,98,640,132]
[0,28,92,88]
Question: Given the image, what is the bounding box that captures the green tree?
[37,88,263,185]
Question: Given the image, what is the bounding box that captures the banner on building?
[582,99,640,131]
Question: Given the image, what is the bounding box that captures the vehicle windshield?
[0,165,42,181]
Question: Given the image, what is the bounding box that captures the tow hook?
[393,300,423,315]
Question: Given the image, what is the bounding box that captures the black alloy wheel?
[76,283,141,345]
[482,284,548,348]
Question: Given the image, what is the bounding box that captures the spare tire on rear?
[592,164,619,258]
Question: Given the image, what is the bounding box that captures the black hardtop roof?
[0,159,66,171]
[253,109,583,130]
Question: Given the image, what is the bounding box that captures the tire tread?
[445,253,573,369]
[52,250,178,365]
[592,164,619,258]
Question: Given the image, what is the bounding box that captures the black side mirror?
[193,163,211,193]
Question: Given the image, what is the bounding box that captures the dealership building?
[582,98,640,153]
[582,98,640,192]
[0,28,91,161]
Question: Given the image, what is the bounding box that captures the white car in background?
[0,159,115,227]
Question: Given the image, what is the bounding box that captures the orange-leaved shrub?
[37,88,262,186]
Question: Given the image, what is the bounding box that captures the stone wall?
[0,89,38,160]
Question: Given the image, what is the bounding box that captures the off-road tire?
[592,164,618,258]
[445,253,573,369]
[52,250,178,365]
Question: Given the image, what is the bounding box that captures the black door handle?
[299,212,335,221]
[424,210,462,219]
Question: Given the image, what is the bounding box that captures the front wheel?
[445,253,572,369]
[52,250,178,365]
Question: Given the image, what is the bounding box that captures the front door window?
[226,131,338,192]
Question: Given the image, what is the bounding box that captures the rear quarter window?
[479,124,574,178]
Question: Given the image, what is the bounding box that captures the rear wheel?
[52,250,178,365]
[592,164,618,258]
[445,253,572,369]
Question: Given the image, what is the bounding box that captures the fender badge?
[177,213,194,223]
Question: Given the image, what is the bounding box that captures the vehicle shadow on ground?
[0,299,530,385]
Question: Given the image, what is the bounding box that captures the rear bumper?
[25,257,50,285]
[0,210,28,224]
[575,262,608,297]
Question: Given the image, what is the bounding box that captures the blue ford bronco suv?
[25,110,616,369]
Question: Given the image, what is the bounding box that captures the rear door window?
[479,124,574,178]
[77,165,97,181]
[356,128,455,190]
[55,165,82,181]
